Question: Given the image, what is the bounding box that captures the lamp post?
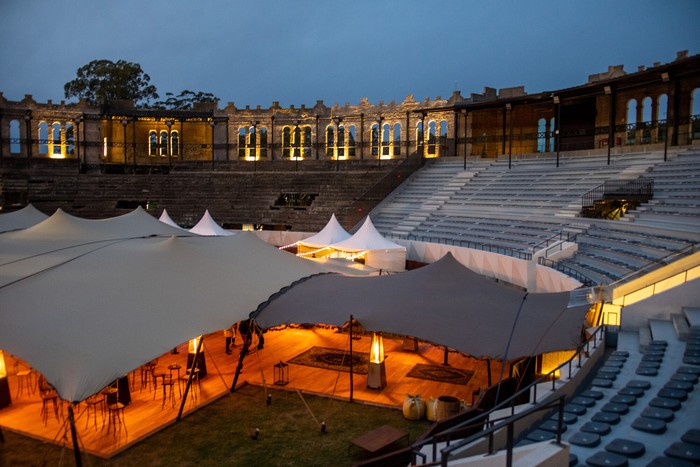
[377,116,384,168]
[333,116,343,172]
[121,119,128,172]
[209,119,215,171]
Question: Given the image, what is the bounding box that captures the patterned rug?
[287,346,369,374]
[406,364,474,385]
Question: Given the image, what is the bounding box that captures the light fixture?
[552,96,560,104]
[274,361,289,386]
[367,332,387,390]
[661,72,670,83]
[604,86,612,95]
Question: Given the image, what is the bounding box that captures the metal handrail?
[385,233,533,260]
[408,326,605,466]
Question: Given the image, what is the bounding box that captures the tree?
[64,59,159,107]
[153,90,218,110]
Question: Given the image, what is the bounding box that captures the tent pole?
[486,359,492,386]
[68,404,82,467]
[349,315,354,403]
[443,347,449,366]
[177,335,205,422]
[230,344,249,393]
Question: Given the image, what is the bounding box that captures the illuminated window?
[9,119,20,154]
[338,125,345,157]
[38,122,48,155]
[382,123,390,157]
[301,126,311,158]
[248,126,257,158]
[259,128,268,158]
[51,123,62,155]
[427,121,437,155]
[171,131,179,157]
[159,131,168,156]
[393,123,401,156]
[103,137,108,157]
[416,121,424,152]
[149,131,157,156]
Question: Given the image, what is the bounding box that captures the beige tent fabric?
[0,211,323,402]
[189,210,234,236]
[253,253,590,361]
[297,213,350,249]
[0,204,48,233]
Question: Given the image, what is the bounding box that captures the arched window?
[382,123,390,157]
[326,125,335,158]
[9,119,20,154]
[336,125,345,158]
[259,128,268,158]
[657,94,668,121]
[52,122,62,156]
[537,118,547,153]
[248,126,257,159]
[238,127,246,159]
[549,117,556,152]
[149,131,158,156]
[282,127,291,158]
[416,121,424,152]
[65,123,74,155]
[302,127,312,158]
[626,99,637,144]
[641,96,652,143]
[427,121,437,155]
[159,131,168,156]
[171,131,179,157]
[292,125,302,159]
[38,122,49,155]
[371,123,379,156]
[348,125,357,157]
[393,123,401,156]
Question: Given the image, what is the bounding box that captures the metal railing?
[407,326,605,466]
[538,257,595,287]
[385,233,533,260]
[581,177,654,218]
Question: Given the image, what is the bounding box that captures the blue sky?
[0,0,698,108]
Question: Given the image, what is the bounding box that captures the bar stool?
[85,393,105,429]
[106,402,126,436]
[38,377,59,425]
[168,363,183,397]
[16,368,35,398]
[160,374,177,408]
[140,360,157,392]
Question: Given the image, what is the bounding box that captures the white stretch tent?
[158,209,185,230]
[189,210,234,236]
[296,214,350,255]
[254,253,591,360]
[330,216,406,271]
[0,204,48,233]
[0,209,324,402]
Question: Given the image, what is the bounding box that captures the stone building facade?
[1,51,699,171]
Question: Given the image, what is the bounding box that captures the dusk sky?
[1,0,698,108]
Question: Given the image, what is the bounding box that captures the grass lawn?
[0,384,430,466]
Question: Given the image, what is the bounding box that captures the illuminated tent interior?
[253,252,592,361]
[329,216,407,271]
[0,209,324,402]
[0,203,48,233]
[188,209,234,236]
[296,213,350,256]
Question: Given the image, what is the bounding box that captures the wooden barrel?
[435,395,460,421]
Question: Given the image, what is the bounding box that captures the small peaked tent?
[253,252,592,360]
[0,204,48,233]
[330,216,406,271]
[159,209,185,230]
[296,213,351,256]
[189,210,234,236]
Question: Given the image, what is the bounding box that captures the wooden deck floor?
[0,326,504,458]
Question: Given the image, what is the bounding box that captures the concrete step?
[638,326,652,351]
[683,307,700,329]
[672,313,690,341]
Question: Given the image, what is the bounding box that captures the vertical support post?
[607,86,615,165]
[230,340,249,393]
[121,119,128,172]
[349,315,354,403]
[68,405,82,467]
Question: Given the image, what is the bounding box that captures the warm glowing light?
[188,336,202,353]
[540,350,575,378]
[278,242,298,250]
[103,137,108,157]
[369,333,384,363]
[0,351,6,378]
[602,305,622,326]
[296,246,331,258]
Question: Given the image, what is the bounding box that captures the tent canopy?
[0,211,323,402]
[158,209,185,230]
[331,216,405,252]
[189,210,234,236]
[0,204,49,233]
[253,253,590,361]
[297,214,350,249]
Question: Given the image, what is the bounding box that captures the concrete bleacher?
[371,150,700,285]
[521,319,700,466]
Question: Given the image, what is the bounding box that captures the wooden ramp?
[0,326,502,458]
